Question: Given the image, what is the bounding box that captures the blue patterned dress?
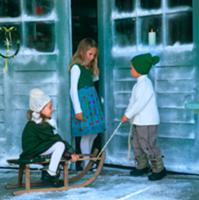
[71,64,105,137]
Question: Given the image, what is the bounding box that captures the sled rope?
[96,122,122,160]
[128,124,133,160]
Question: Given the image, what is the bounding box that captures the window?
[115,0,135,12]
[167,12,192,45]
[0,0,55,53]
[26,22,55,52]
[114,19,136,46]
[0,0,20,17]
[168,0,192,8]
[113,0,192,47]
[140,0,161,9]
[25,0,54,16]
[140,15,162,45]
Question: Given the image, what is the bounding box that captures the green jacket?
[20,121,74,160]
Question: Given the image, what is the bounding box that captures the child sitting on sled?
[20,88,79,187]
[121,53,167,181]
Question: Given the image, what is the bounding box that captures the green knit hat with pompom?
[130,53,160,75]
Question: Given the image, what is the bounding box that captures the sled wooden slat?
[63,161,68,187]
[25,165,30,191]
[6,151,105,195]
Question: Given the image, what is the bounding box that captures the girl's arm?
[70,65,82,114]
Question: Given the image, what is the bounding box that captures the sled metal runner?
[6,151,105,195]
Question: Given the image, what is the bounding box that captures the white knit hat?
[29,88,51,112]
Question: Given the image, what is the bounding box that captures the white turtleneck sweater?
[125,75,160,125]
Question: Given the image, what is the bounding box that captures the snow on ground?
[0,167,199,200]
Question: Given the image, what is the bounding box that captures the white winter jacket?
[125,75,160,125]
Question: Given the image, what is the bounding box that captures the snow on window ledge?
[112,43,194,57]
[18,47,59,56]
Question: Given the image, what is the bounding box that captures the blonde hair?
[27,110,49,122]
[27,110,33,121]
[69,38,99,76]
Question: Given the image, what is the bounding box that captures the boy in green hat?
[121,53,167,181]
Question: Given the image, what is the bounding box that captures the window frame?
[112,0,193,50]
[0,0,57,54]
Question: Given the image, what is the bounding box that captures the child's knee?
[55,141,65,152]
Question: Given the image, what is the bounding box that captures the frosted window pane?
[140,0,161,9]
[25,0,54,16]
[114,19,136,46]
[167,12,192,45]
[0,0,20,17]
[26,22,55,52]
[115,0,135,12]
[140,15,162,45]
[0,24,21,51]
[168,0,192,8]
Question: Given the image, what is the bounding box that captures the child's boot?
[41,165,61,180]
[130,155,150,176]
[42,170,62,187]
[148,157,167,181]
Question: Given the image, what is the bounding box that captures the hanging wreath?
[0,26,20,72]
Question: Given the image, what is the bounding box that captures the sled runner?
[6,150,105,195]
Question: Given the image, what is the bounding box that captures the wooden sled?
[6,150,105,195]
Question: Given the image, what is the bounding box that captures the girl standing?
[69,38,105,167]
